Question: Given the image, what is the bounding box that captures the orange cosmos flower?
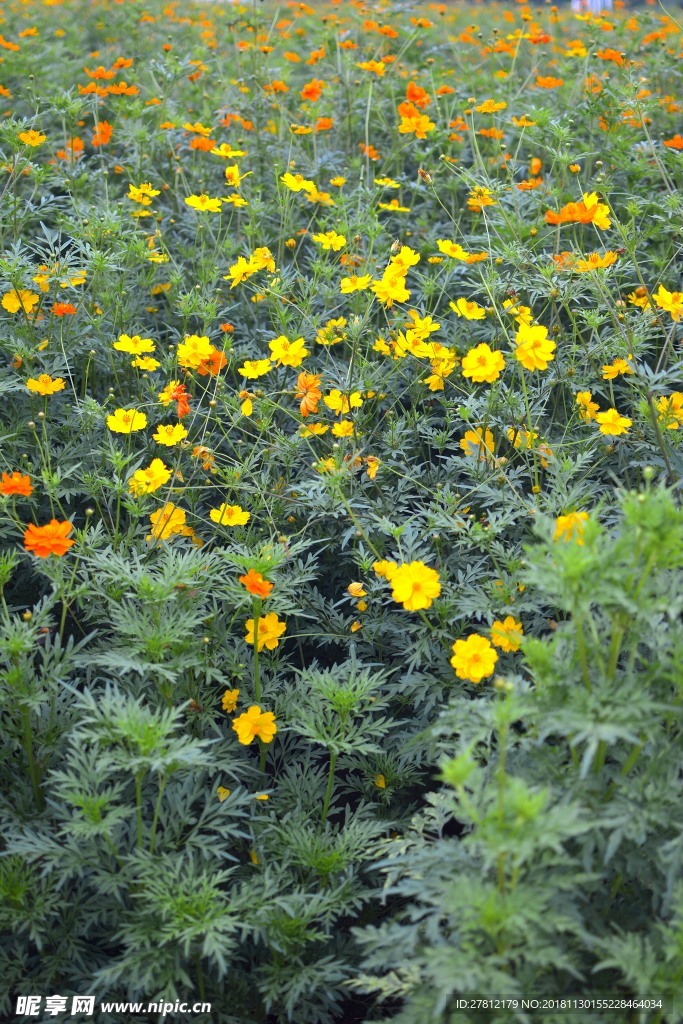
[239,568,274,598]
[196,349,228,376]
[23,520,75,558]
[301,78,325,101]
[535,76,563,89]
[405,81,431,109]
[295,372,322,417]
[52,302,77,316]
[92,120,113,147]
[0,471,33,497]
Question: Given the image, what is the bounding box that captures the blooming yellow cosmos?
[209,503,250,527]
[107,408,148,433]
[389,561,441,611]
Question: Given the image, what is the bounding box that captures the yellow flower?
[127,182,160,205]
[602,358,634,380]
[221,688,240,713]
[128,459,171,496]
[217,786,231,802]
[581,191,611,230]
[554,511,589,544]
[153,422,188,446]
[575,251,618,272]
[185,194,223,212]
[371,269,410,307]
[460,427,495,459]
[176,334,214,369]
[269,335,309,367]
[244,612,286,651]
[238,358,272,379]
[576,391,599,423]
[373,559,398,580]
[656,392,683,430]
[437,240,488,262]
[503,299,533,326]
[107,408,148,433]
[26,374,66,396]
[147,502,192,541]
[224,256,257,288]
[299,422,329,436]
[232,705,278,744]
[250,247,276,272]
[461,343,505,383]
[389,561,441,611]
[475,99,507,113]
[450,297,486,320]
[373,773,386,789]
[340,274,372,293]
[114,333,156,354]
[653,284,683,322]
[18,129,46,147]
[324,389,363,415]
[312,230,346,251]
[280,172,315,193]
[332,420,354,438]
[490,616,523,652]
[366,455,380,479]
[209,503,250,527]
[211,144,246,158]
[595,408,631,436]
[347,582,367,598]
[467,186,497,212]
[132,356,161,371]
[224,164,250,188]
[2,289,40,314]
[390,246,420,275]
[450,634,498,683]
[514,322,556,372]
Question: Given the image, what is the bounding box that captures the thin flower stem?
[252,597,262,704]
[22,705,44,811]
[322,750,338,824]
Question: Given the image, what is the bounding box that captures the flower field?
[1,0,683,1020]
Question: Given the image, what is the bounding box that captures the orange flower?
[52,302,77,316]
[295,372,322,417]
[0,471,33,497]
[663,134,683,150]
[168,383,191,418]
[301,78,324,102]
[405,81,431,109]
[535,75,563,89]
[92,120,113,147]
[23,520,75,558]
[239,568,274,598]
[196,349,228,376]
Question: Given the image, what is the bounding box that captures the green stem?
[322,750,338,823]
[22,705,44,811]
[149,776,166,854]
[135,773,144,848]
[575,616,591,690]
[252,597,262,704]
